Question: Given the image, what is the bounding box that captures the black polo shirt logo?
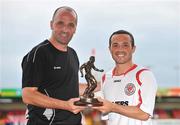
[53,66,61,70]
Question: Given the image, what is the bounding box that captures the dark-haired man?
[95,30,157,125]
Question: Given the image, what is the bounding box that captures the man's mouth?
[61,32,68,37]
[116,52,126,57]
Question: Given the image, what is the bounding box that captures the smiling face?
[109,34,136,65]
[50,8,77,46]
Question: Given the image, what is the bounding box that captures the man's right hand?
[66,98,86,114]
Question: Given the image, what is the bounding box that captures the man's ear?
[108,46,111,53]
[50,20,53,30]
[73,26,77,34]
[132,45,136,53]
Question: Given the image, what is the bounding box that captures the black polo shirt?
[22,40,81,125]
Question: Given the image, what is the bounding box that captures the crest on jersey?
[124,83,136,96]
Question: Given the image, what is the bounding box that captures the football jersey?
[101,64,157,125]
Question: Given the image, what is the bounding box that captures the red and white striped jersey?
[101,64,157,125]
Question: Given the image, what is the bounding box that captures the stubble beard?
[56,35,72,46]
[114,55,132,65]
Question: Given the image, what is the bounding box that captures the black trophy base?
[74,97,103,107]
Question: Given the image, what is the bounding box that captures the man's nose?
[62,25,69,32]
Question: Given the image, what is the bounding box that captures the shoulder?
[22,40,50,63]
[136,65,155,78]
[68,47,77,55]
[136,66,155,77]
[31,40,50,54]
[68,47,79,61]
[135,65,153,75]
[136,65,157,87]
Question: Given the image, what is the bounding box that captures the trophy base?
[74,97,103,107]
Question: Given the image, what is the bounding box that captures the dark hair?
[109,30,135,47]
[52,6,78,24]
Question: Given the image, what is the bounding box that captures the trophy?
[74,56,104,106]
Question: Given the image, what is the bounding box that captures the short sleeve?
[22,49,45,88]
[139,70,158,116]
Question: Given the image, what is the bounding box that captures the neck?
[49,37,67,51]
[114,62,134,75]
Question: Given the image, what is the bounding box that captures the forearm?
[112,103,150,121]
[22,87,68,110]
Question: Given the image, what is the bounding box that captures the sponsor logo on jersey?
[114,101,129,106]
[124,83,136,96]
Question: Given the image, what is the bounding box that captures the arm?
[22,87,85,114]
[94,98,150,121]
[92,65,104,72]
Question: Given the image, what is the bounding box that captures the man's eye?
[114,45,118,47]
[57,21,63,25]
[68,23,75,28]
[123,44,129,47]
[112,44,118,47]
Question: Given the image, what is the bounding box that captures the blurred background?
[0,0,180,124]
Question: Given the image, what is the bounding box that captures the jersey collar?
[112,64,137,77]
